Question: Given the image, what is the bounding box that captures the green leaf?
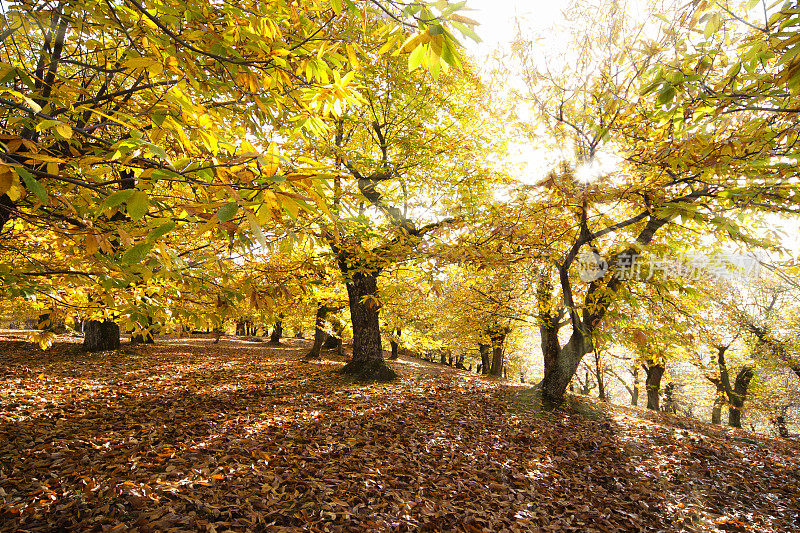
[408,44,427,71]
[217,201,238,222]
[148,221,176,241]
[657,85,676,106]
[428,25,445,36]
[127,191,149,221]
[16,167,49,204]
[440,36,460,68]
[639,81,661,96]
[450,21,481,43]
[103,189,134,208]
[146,142,169,161]
[704,12,722,39]
[123,242,153,263]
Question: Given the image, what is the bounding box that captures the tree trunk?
[631,366,639,406]
[323,317,344,355]
[83,320,120,352]
[728,366,754,429]
[305,305,330,360]
[663,382,677,413]
[389,328,400,360]
[711,379,724,425]
[579,369,592,395]
[490,345,504,376]
[479,344,490,375]
[540,332,587,406]
[644,362,664,411]
[772,406,790,438]
[339,271,396,381]
[488,326,509,377]
[715,345,753,429]
[594,347,606,401]
[269,315,283,344]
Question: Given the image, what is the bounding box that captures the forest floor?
[1,333,799,532]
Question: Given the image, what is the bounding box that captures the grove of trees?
[2,0,799,434]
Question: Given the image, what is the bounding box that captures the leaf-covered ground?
[1,334,798,532]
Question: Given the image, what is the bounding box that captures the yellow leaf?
[0,166,12,195]
[27,331,55,351]
[399,33,429,54]
[125,57,154,69]
[165,56,181,73]
[345,44,360,68]
[86,233,99,256]
[55,123,72,139]
[281,196,299,219]
[148,61,163,76]
[99,234,114,254]
[20,153,65,163]
[264,142,280,177]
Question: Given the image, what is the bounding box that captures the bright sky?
[462,0,570,56]
[458,0,583,184]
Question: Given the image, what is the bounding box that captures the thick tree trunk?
[479,344,490,375]
[631,366,639,406]
[728,366,754,429]
[490,345,504,377]
[644,362,664,411]
[83,320,120,352]
[339,272,396,381]
[305,305,330,360]
[269,315,283,345]
[540,332,587,406]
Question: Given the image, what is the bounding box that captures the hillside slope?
[1,335,798,532]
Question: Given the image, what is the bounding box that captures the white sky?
[458,0,581,184]
[462,0,570,56]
